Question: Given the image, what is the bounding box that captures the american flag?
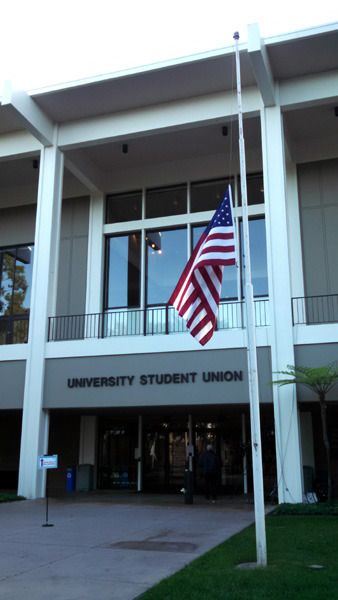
[168,185,236,346]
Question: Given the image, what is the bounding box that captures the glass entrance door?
[143,422,189,492]
[98,421,137,489]
[96,410,275,495]
[195,424,247,494]
[143,418,248,494]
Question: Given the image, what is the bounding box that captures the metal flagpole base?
[184,470,193,504]
[236,562,261,570]
[42,523,54,527]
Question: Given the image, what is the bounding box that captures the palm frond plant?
[273,363,338,502]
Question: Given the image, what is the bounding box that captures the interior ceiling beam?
[1,81,55,146]
[0,131,41,160]
[248,23,276,107]
[64,150,104,194]
[279,71,338,109]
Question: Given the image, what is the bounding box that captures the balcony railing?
[292,294,338,325]
[48,299,269,342]
[0,315,29,345]
[5,295,338,344]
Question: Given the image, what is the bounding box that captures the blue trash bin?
[66,467,76,492]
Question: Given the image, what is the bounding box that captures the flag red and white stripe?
[168,185,236,346]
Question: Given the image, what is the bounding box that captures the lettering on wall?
[67,370,243,389]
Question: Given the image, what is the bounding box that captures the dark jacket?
[199,449,219,475]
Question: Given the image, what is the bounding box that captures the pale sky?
[1,0,337,90]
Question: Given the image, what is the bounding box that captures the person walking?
[199,444,220,502]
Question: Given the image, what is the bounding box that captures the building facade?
[1,22,338,501]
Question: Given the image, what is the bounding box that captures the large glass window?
[192,225,238,300]
[105,234,141,308]
[146,185,187,218]
[190,178,232,213]
[193,217,268,299]
[0,246,34,316]
[238,173,264,206]
[241,217,268,297]
[104,174,267,324]
[106,191,142,224]
[146,228,187,305]
[0,245,34,344]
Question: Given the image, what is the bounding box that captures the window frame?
[0,243,34,317]
[105,190,143,224]
[103,174,266,311]
[145,225,188,308]
[145,183,188,219]
[104,232,142,311]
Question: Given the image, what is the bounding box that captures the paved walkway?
[0,493,256,600]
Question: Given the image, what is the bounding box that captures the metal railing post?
[165,305,169,335]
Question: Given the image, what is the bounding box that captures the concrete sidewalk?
[0,493,255,600]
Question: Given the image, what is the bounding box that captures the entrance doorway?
[143,422,188,491]
[142,416,249,494]
[96,408,276,495]
[97,419,138,489]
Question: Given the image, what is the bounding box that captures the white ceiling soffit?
[30,52,254,124]
[0,105,25,135]
[28,23,338,125]
[266,26,338,80]
[76,117,261,171]
[0,23,336,135]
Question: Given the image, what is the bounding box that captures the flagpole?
[233,31,267,566]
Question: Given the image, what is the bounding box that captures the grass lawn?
[139,513,338,600]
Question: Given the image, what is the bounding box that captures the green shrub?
[0,493,25,503]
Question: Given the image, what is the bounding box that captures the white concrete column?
[285,156,305,299]
[260,104,303,503]
[39,409,50,498]
[85,193,105,315]
[18,143,64,499]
